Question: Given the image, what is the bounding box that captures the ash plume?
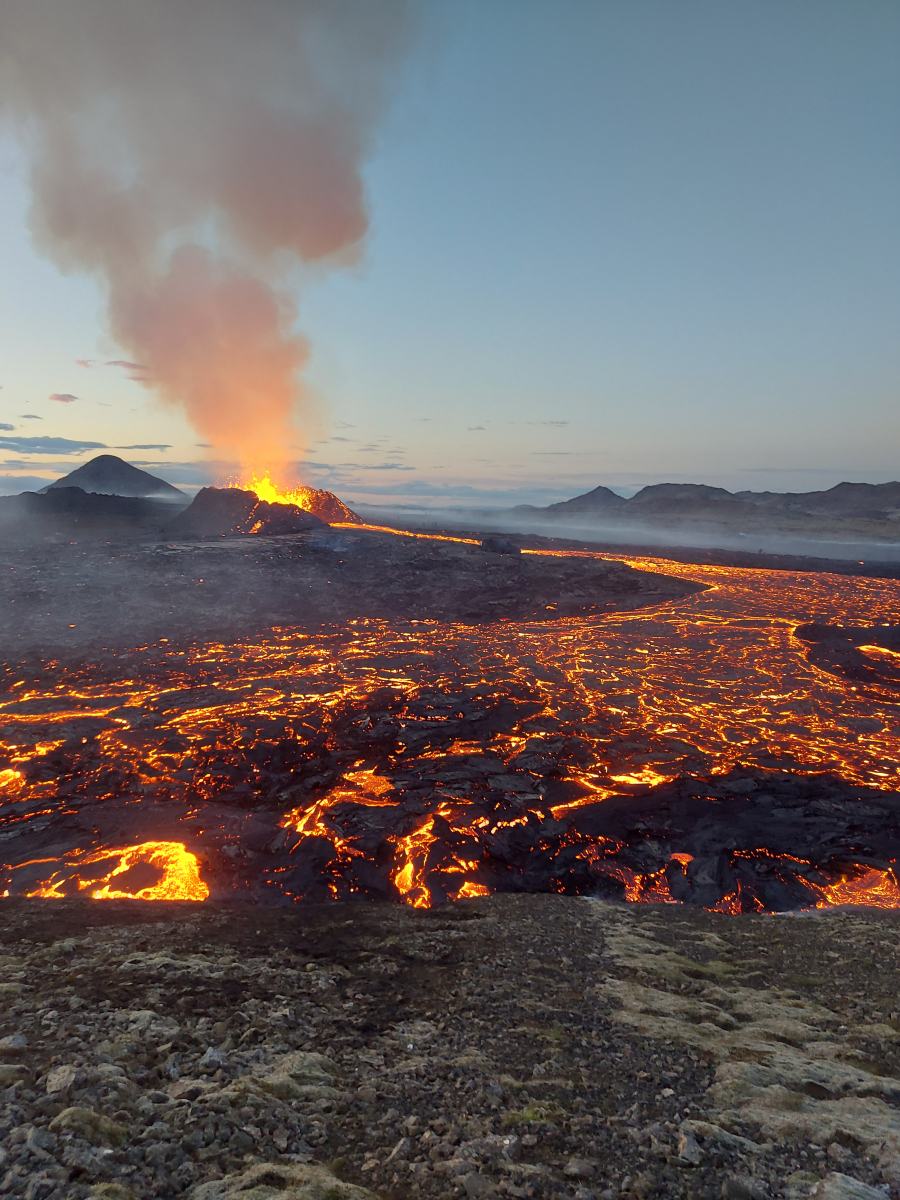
[0,0,410,477]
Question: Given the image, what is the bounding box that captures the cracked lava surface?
[1,537,898,913]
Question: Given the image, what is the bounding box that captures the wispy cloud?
[20,414,42,420]
[336,462,414,471]
[0,435,106,455]
[75,359,94,368]
[116,443,172,451]
[467,425,485,431]
[0,424,13,432]
[106,360,147,371]
[49,393,78,403]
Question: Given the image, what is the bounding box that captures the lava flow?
[1,544,899,912]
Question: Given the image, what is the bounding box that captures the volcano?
[165,486,325,537]
[42,453,186,500]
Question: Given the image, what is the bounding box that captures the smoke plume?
[0,0,410,478]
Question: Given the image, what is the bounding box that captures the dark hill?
[43,454,185,501]
[0,487,180,540]
[735,480,900,519]
[545,484,626,514]
[627,483,749,514]
[532,478,900,541]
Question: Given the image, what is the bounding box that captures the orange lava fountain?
[233,471,320,511]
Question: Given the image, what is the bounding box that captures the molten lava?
[1,541,899,913]
[236,471,319,511]
[232,471,361,523]
[23,841,208,901]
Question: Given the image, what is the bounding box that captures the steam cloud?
[0,0,410,477]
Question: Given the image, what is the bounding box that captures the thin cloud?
[106,360,147,371]
[20,414,42,420]
[0,424,13,432]
[75,358,95,367]
[0,435,106,455]
[49,393,77,403]
[467,426,485,431]
[116,443,172,451]
[336,462,415,471]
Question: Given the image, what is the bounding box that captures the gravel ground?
[0,895,898,1200]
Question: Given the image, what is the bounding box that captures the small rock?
[88,1187,137,1200]
[722,1177,768,1200]
[677,1131,703,1166]
[0,1034,27,1055]
[464,1174,495,1199]
[169,1078,215,1101]
[198,1046,226,1072]
[357,1086,377,1103]
[564,1160,595,1179]
[49,1106,127,1148]
[385,1137,412,1163]
[810,1175,887,1200]
[45,1064,77,1094]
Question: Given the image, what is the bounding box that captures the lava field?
[1,534,899,913]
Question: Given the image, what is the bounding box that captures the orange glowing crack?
[26,841,208,901]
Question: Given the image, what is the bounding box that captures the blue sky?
[0,0,897,505]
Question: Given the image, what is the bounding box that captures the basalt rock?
[795,622,900,690]
[164,487,325,538]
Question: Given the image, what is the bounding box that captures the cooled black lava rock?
[479,536,520,554]
[164,486,325,538]
[795,622,900,689]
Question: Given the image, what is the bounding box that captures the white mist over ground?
[355,504,900,563]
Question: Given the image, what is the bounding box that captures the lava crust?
[0,527,702,653]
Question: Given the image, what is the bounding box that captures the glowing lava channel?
[24,842,208,901]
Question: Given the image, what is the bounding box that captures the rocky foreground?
[0,896,898,1200]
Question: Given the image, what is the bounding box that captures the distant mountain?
[533,479,900,541]
[545,484,627,514]
[735,480,900,520]
[42,454,185,501]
